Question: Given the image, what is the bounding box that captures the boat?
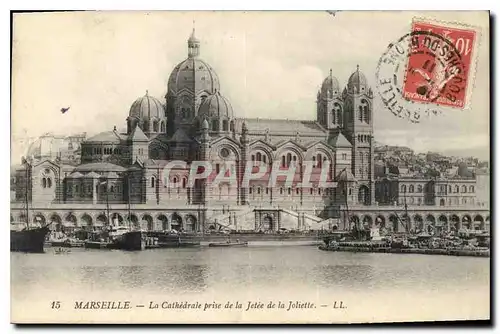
[84,240,112,249]
[49,231,85,247]
[107,187,146,251]
[11,160,51,253]
[208,238,248,247]
[109,230,146,251]
[11,225,51,253]
[153,234,201,248]
[51,238,85,248]
[84,230,113,249]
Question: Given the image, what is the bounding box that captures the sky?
[11,11,490,162]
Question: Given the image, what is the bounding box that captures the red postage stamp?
[402,21,477,109]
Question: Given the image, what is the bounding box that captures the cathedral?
[13,29,378,232]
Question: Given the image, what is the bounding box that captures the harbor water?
[11,245,490,323]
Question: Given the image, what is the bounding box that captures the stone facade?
[11,29,489,233]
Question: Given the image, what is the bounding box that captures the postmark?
[376,19,480,123]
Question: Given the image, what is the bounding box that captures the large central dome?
[167,28,220,95]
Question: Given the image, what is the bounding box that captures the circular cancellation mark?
[376,30,466,124]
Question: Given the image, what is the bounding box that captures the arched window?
[401,185,407,193]
[417,185,423,193]
[249,187,253,194]
[42,178,47,188]
[160,121,165,132]
[358,106,363,121]
[409,185,414,193]
[251,155,255,162]
[222,120,229,131]
[348,188,352,195]
[331,109,336,123]
[317,154,322,168]
[448,185,452,193]
[182,178,187,189]
[110,186,115,193]
[286,153,292,167]
[263,155,267,163]
[257,187,261,194]
[287,187,291,195]
[280,188,284,195]
[462,198,467,204]
[281,156,286,168]
[47,178,52,188]
[143,121,149,132]
[151,177,155,188]
[310,188,313,195]
[212,120,218,131]
[469,185,474,192]
[296,188,300,195]
[454,185,459,193]
[75,184,80,193]
[461,185,467,193]
[230,121,235,131]
[312,156,316,167]
[361,99,370,123]
[173,177,178,187]
[318,188,322,195]
[256,152,262,162]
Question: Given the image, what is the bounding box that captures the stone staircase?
[207,207,255,231]
[207,206,332,232]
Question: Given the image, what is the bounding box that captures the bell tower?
[343,65,374,205]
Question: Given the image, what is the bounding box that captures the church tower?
[317,69,344,130]
[342,65,374,205]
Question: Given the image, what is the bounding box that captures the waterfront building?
[11,29,489,234]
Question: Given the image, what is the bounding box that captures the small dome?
[347,65,369,93]
[167,58,220,95]
[129,93,165,120]
[67,171,84,179]
[337,168,356,182]
[320,70,340,97]
[198,91,234,119]
[26,138,41,157]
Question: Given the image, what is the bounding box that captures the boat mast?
[106,179,110,228]
[127,175,131,230]
[403,188,409,233]
[25,160,30,229]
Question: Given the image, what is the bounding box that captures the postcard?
[10,10,490,324]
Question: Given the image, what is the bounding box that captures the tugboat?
[107,185,146,251]
[11,160,51,253]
